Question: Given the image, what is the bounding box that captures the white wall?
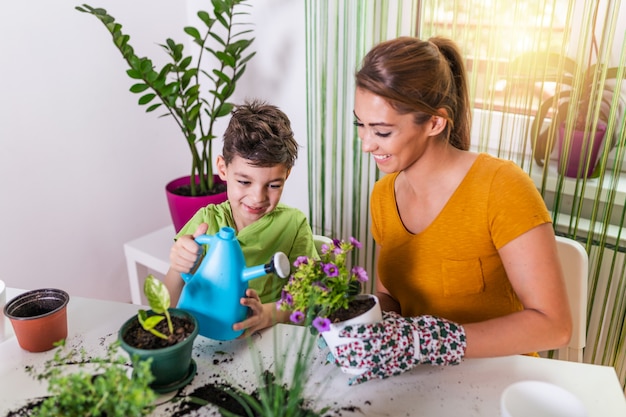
[0,0,308,302]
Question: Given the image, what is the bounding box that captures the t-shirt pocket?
[442,258,485,297]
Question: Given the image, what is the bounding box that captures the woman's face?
[353,87,430,174]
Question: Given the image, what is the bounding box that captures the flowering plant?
[277,237,369,334]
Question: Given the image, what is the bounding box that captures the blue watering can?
[177,226,290,341]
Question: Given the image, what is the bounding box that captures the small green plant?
[27,339,156,417]
[138,275,173,340]
[217,327,328,417]
[277,237,368,334]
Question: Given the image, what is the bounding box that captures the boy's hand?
[234,289,266,337]
[234,289,288,338]
[169,223,208,273]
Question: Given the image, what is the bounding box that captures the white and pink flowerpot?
[321,294,382,375]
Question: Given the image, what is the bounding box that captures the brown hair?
[355,36,471,150]
[222,99,299,168]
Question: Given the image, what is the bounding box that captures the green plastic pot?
[119,308,198,393]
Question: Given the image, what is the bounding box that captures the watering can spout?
[242,252,290,282]
[176,226,291,341]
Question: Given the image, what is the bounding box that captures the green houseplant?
[26,340,156,417]
[215,328,329,417]
[76,1,256,229]
[119,275,199,393]
[509,51,624,176]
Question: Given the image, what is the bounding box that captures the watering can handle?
[180,234,214,283]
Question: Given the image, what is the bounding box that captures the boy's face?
[216,155,291,232]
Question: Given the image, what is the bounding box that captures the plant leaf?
[143,275,171,314]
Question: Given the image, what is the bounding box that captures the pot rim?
[3,288,69,320]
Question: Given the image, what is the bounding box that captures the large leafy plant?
[277,238,368,334]
[76,0,255,196]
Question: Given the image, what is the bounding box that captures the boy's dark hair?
[222,99,299,169]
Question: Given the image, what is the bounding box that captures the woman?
[334,36,572,385]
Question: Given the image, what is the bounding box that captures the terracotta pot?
[4,288,69,352]
[119,308,199,393]
[558,122,607,178]
[165,175,228,233]
[321,294,382,375]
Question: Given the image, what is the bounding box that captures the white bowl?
[501,380,587,417]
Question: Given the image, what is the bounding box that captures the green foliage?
[75,1,256,196]
[277,238,368,334]
[218,327,328,417]
[138,274,173,340]
[27,340,156,417]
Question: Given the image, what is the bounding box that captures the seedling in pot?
[138,275,174,340]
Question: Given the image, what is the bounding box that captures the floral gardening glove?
[334,311,467,385]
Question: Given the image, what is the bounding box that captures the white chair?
[313,234,333,254]
[549,236,589,362]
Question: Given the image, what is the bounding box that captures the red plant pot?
[166,175,228,233]
[558,123,607,178]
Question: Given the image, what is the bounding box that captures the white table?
[1,288,625,417]
[124,225,175,305]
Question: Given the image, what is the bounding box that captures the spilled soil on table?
[4,377,364,417]
[165,370,323,417]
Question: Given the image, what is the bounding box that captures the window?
[417,0,570,115]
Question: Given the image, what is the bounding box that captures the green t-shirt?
[176,202,318,303]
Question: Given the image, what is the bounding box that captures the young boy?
[164,100,317,337]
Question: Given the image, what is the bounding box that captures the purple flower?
[290,311,305,324]
[293,256,309,267]
[280,290,293,307]
[323,262,339,277]
[351,266,368,283]
[312,281,328,292]
[349,236,362,249]
[320,243,329,254]
[312,317,331,333]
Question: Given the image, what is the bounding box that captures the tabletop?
[1,288,625,417]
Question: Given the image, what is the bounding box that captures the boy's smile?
[217,155,290,232]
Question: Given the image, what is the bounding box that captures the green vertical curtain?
[305,0,626,389]
[304,0,418,293]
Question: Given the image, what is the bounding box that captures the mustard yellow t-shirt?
[370,153,552,324]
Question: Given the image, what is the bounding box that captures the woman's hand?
[334,311,466,385]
